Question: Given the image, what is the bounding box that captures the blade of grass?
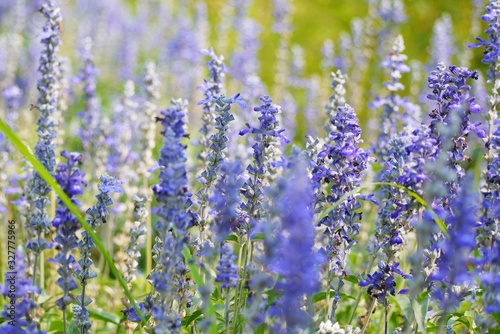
[317,181,448,238]
[0,118,149,329]
[372,182,448,238]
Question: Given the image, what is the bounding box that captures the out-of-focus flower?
[239,95,289,227]
[52,151,86,314]
[216,244,239,289]
[73,174,123,334]
[267,162,321,333]
[150,99,197,333]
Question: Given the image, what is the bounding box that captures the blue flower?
[266,161,321,332]
[430,176,478,310]
[150,99,197,332]
[196,94,245,246]
[26,0,63,264]
[216,244,239,289]
[52,150,86,313]
[74,173,122,334]
[359,261,409,305]
[210,162,244,242]
[197,48,226,166]
[371,35,421,155]
[239,95,289,226]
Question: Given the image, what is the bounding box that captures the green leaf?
[312,291,335,303]
[317,182,449,238]
[37,290,55,304]
[88,308,120,325]
[426,325,439,333]
[0,118,149,329]
[344,275,360,284]
[67,321,79,334]
[252,232,265,241]
[317,187,362,222]
[412,294,429,334]
[225,234,239,243]
[183,309,203,327]
[339,292,356,301]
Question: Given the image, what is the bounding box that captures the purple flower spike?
[359,261,409,306]
[239,95,289,225]
[52,150,86,315]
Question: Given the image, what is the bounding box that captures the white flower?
[318,321,344,334]
[317,321,361,334]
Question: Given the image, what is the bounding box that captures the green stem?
[232,238,249,333]
[0,118,150,329]
[325,262,332,322]
[385,304,388,334]
[225,287,230,334]
[63,308,67,334]
[348,255,376,325]
[360,298,377,334]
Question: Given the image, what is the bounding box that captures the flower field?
[1,0,500,333]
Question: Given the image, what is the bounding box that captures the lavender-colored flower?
[230,17,264,104]
[277,92,298,142]
[239,95,290,225]
[370,35,420,159]
[76,37,110,188]
[73,174,123,334]
[52,151,86,323]
[426,63,484,204]
[216,244,239,289]
[162,7,199,99]
[196,95,247,239]
[427,64,483,142]
[107,80,139,178]
[377,0,407,25]
[470,0,500,253]
[3,84,22,129]
[121,297,153,323]
[469,3,500,321]
[267,162,321,332]
[359,261,409,305]
[321,39,335,73]
[470,1,500,70]
[26,0,63,271]
[138,62,161,185]
[481,241,500,314]
[197,48,226,166]
[430,14,456,67]
[149,99,197,333]
[124,194,147,286]
[334,33,352,73]
[210,162,244,242]
[430,176,478,310]
[289,45,306,88]
[273,0,293,98]
[324,70,348,138]
[375,0,407,57]
[118,22,139,80]
[0,248,45,333]
[312,104,373,319]
[373,131,417,260]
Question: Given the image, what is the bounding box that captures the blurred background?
[0,0,487,146]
